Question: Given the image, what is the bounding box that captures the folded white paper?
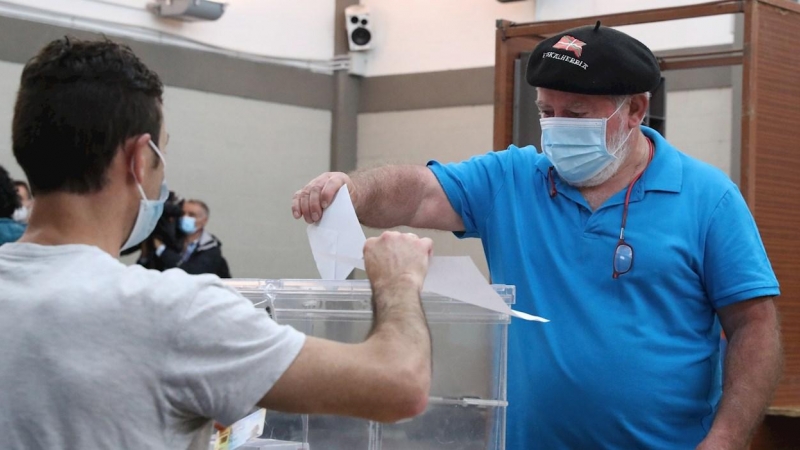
[423,256,547,322]
[306,185,548,322]
[307,185,367,280]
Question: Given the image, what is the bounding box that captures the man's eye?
[539,111,553,118]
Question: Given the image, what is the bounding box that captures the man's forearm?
[350,165,431,228]
[705,319,782,448]
[369,280,431,354]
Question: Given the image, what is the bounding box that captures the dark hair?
[186,199,210,218]
[0,166,21,218]
[13,180,31,200]
[12,37,164,195]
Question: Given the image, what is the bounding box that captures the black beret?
[526,22,660,95]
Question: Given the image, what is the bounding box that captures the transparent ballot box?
[223,279,512,450]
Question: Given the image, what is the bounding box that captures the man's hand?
[261,230,434,423]
[364,231,433,296]
[292,172,352,224]
[291,166,463,231]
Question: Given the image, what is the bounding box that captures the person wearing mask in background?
[0,37,434,449]
[293,24,781,449]
[12,180,33,224]
[154,198,230,278]
[0,166,25,245]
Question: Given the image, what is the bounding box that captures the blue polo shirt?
[428,127,779,449]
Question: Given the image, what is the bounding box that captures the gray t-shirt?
[0,243,305,449]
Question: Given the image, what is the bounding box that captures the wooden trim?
[502,1,744,38]
[493,28,513,151]
[740,0,759,206]
[659,55,743,70]
[759,0,800,15]
[493,33,540,150]
[767,407,800,418]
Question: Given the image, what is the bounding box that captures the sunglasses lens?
[614,244,633,274]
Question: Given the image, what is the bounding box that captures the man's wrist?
[700,426,748,450]
[372,276,423,299]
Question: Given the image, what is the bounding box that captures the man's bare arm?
[697,297,782,450]
[292,167,463,231]
[258,231,434,423]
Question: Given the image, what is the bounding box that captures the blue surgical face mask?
[179,216,197,234]
[539,102,633,185]
[121,140,168,251]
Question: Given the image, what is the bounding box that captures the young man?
[0,38,434,449]
[294,24,782,449]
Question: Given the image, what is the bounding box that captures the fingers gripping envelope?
[306,185,548,322]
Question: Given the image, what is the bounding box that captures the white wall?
[1,0,336,60]
[537,0,735,53]
[359,0,734,76]
[162,87,330,279]
[0,61,26,183]
[359,0,537,76]
[0,59,331,279]
[665,88,733,176]
[358,105,495,278]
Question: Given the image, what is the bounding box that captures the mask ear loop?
[606,98,636,158]
[130,158,148,201]
[608,98,628,120]
[131,139,167,200]
[148,140,166,167]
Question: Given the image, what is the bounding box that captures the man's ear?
[126,134,153,185]
[627,94,650,128]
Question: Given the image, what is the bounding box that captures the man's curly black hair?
[0,166,21,219]
[12,37,164,195]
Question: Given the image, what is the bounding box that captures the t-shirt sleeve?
[427,149,512,238]
[163,283,306,426]
[703,188,780,309]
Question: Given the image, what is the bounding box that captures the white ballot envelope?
[307,185,548,322]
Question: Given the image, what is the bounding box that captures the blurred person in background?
[13,180,33,224]
[0,166,25,245]
[127,189,185,269]
[154,198,230,278]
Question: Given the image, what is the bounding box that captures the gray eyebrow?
[535,101,587,110]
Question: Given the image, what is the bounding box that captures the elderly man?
[0,37,434,449]
[293,24,781,449]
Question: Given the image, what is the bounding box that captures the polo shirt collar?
[534,125,683,199]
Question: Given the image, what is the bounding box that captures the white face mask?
[121,140,168,251]
[540,101,634,186]
[12,206,30,224]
